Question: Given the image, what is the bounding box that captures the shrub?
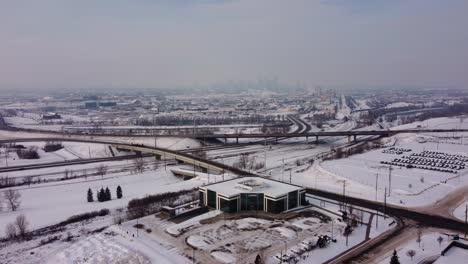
[16,147,39,159]
[43,142,64,152]
[59,209,110,226]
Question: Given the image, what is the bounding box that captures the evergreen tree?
[98,188,105,202]
[254,254,263,264]
[105,187,111,201]
[116,185,123,199]
[390,249,400,264]
[87,188,94,202]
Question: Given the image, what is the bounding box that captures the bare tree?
[4,189,21,211]
[23,176,33,187]
[133,158,145,173]
[15,214,29,238]
[96,164,108,179]
[406,249,416,260]
[234,153,254,170]
[5,223,16,239]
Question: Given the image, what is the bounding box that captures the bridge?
[0,138,252,176]
[192,128,468,143]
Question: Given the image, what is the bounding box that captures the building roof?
[201,177,303,198]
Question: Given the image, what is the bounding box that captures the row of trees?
[135,114,283,126]
[87,186,122,202]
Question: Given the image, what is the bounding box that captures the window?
[207,190,216,208]
[199,191,205,206]
[288,191,298,209]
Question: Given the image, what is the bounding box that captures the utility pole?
[465,204,467,239]
[192,248,196,264]
[342,180,346,211]
[388,166,393,197]
[375,173,379,201]
[282,158,285,182]
[331,220,334,239]
[375,173,379,229]
[384,187,387,218]
[221,158,225,180]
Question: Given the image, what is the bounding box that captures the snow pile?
[166,210,222,236]
[211,250,236,264]
[272,226,297,239]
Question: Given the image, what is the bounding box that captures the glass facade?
[199,191,205,206]
[219,198,239,213]
[300,192,306,206]
[207,190,216,208]
[288,191,298,210]
[240,193,264,211]
[267,198,286,214]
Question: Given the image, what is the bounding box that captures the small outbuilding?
[199,177,306,214]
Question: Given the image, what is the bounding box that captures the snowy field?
[315,116,468,207]
[0,163,227,235]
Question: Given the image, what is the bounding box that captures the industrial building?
[199,177,306,213]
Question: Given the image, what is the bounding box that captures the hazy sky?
[1,0,467,91]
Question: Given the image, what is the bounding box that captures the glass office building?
[199,177,306,213]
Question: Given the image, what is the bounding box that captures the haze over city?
[1,0,468,91]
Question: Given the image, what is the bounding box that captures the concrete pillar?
[348,135,351,143]
[236,137,239,144]
[353,135,357,142]
[224,138,227,144]
[316,136,319,144]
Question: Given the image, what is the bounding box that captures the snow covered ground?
[376,231,460,264]
[452,202,468,222]
[0,164,221,235]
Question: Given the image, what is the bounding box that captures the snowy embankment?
[0,129,201,151]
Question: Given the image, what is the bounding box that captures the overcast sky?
[1,0,467,91]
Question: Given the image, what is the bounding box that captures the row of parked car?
[380,160,459,174]
[403,155,465,166]
[411,151,468,162]
[382,147,412,155]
